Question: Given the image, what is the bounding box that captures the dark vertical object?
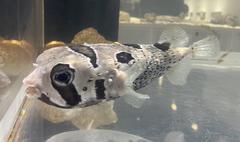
[0,0,43,49]
[0,0,30,38]
[44,0,120,43]
[0,0,19,38]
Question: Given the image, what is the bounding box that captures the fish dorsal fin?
[165,55,192,86]
[153,42,171,51]
[159,26,189,48]
[123,43,142,49]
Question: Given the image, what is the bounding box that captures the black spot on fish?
[123,43,141,49]
[82,87,88,91]
[95,79,106,99]
[39,93,72,109]
[68,44,98,68]
[195,32,199,37]
[117,65,120,69]
[88,79,93,82]
[116,52,134,64]
[153,42,170,51]
[50,64,81,106]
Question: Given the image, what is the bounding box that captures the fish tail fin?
[159,26,190,48]
[163,35,220,86]
[191,35,220,58]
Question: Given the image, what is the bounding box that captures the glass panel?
[0,0,43,141]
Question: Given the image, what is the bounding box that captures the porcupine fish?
[23,27,220,109]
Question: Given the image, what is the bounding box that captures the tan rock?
[0,40,34,76]
[144,13,157,23]
[72,28,112,44]
[71,101,118,129]
[156,16,182,23]
[43,41,66,51]
[119,11,130,23]
[36,100,77,123]
[36,100,118,129]
[130,17,141,24]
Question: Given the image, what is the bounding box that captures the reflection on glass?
[120,0,240,27]
[191,123,199,131]
[171,102,178,111]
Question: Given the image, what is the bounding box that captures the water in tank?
[0,0,43,141]
[5,0,240,142]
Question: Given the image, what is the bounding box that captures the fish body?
[23,27,220,109]
[23,43,188,108]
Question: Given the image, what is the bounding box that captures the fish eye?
[51,64,75,86]
[54,71,72,84]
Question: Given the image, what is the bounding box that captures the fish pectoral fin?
[0,70,11,88]
[123,87,150,108]
[158,76,164,87]
[165,55,191,86]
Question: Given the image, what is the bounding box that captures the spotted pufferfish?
[23,27,220,109]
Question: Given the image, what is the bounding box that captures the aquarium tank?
[2,0,240,142]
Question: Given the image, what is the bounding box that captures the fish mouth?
[38,94,120,109]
